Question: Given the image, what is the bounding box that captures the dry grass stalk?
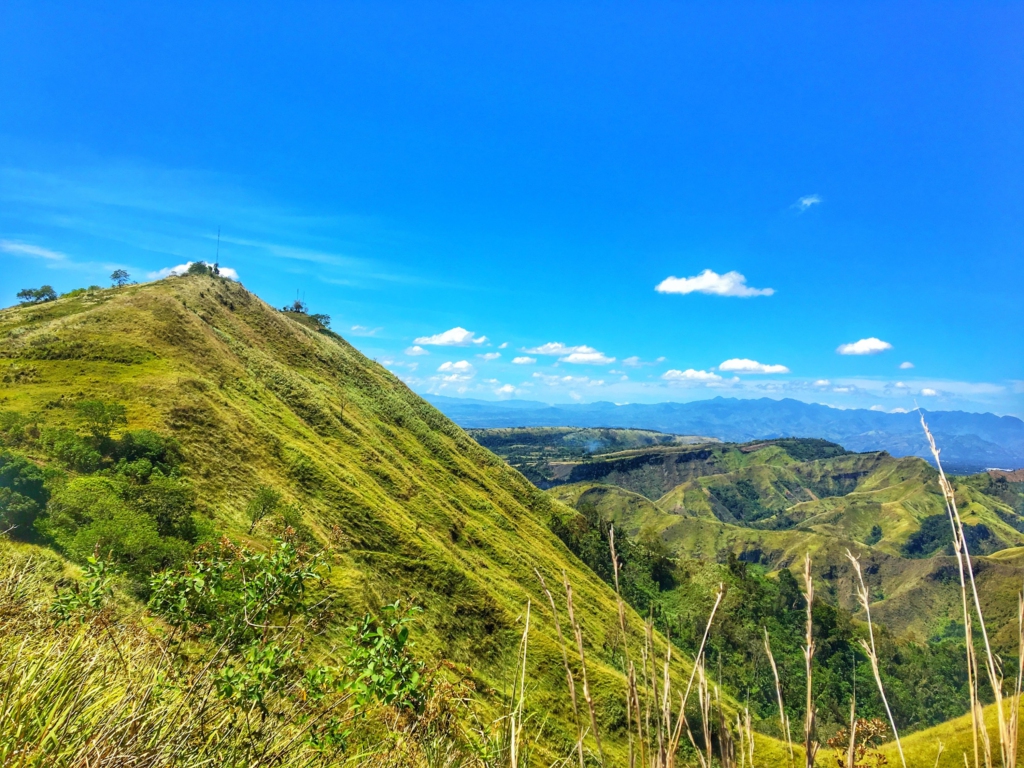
[764,627,794,763]
[802,553,818,768]
[846,549,906,768]
[1011,589,1024,768]
[534,568,586,768]
[608,526,641,768]
[847,693,858,768]
[563,570,604,767]
[921,413,1009,767]
[676,586,724,768]
[510,600,531,768]
[682,657,713,768]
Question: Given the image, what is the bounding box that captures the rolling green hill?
[0,275,709,764]
[545,444,1024,642]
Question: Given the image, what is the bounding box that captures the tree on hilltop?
[110,269,131,287]
[16,286,57,305]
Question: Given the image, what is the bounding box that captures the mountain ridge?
[428,394,1024,472]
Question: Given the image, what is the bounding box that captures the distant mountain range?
[427,395,1024,473]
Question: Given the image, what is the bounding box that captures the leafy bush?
[40,428,102,472]
[0,450,49,540]
[75,399,127,441]
[344,602,427,711]
[37,475,195,579]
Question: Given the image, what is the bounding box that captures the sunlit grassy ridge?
[0,276,712,763]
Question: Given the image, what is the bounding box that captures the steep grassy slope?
[0,277,705,762]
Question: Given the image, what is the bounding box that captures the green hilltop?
[0,275,707,764]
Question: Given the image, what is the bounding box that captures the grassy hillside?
[547,444,1024,644]
[0,276,710,763]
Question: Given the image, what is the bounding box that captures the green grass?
[0,276,712,763]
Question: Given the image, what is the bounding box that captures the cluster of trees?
[15,270,134,306]
[281,297,331,328]
[0,401,199,583]
[16,286,57,305]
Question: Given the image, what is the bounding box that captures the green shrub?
[37,475,194,579]
[0,410,37,446]
[75,399,127,441]
[0,450,48,540]
[40,428,102,472]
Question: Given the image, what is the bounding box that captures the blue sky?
[1,2,1021,415]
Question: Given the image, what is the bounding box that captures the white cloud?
[149,261,238,280]
[920,388,938,396]
[523,342,581,355]
[719,358,790,374]
[498,342,508,349]
[870,405,886,412]
[837,337,893,355]
[899,361,914,369]
[494,383,516,396]
[895,381,908,389]
[662,368,722,382]
[477,352,501,361]
[521,342,614,365]
[532,373,593,386]
[561,350,615,365]
[655,269,774,298]
[891,407,909,413]
[349,325,382,337]
[414,327,488,346]
[438,360,474,373]
[814,379,831,387]
[833,386,854,393]
[405,345,429,356]
[512,356,536,365]
[794,194,822,211]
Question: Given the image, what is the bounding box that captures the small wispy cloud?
[512,356,536,365]
[622,355,667,368]
[494,383,516,396]
[349,325,382,337]
[414,327,487,346]
[662,368,722,382]
[719,358,790,374]
[438,360,474,373]
[793,194,822,212]
[837,337,892,355]
[405,345,428,356]
[655,269,774,298]
[0,240,67,261]
[477,352,501,361]
[522,342,614,364]
[899,361,914,369]
[920,388,938,396]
